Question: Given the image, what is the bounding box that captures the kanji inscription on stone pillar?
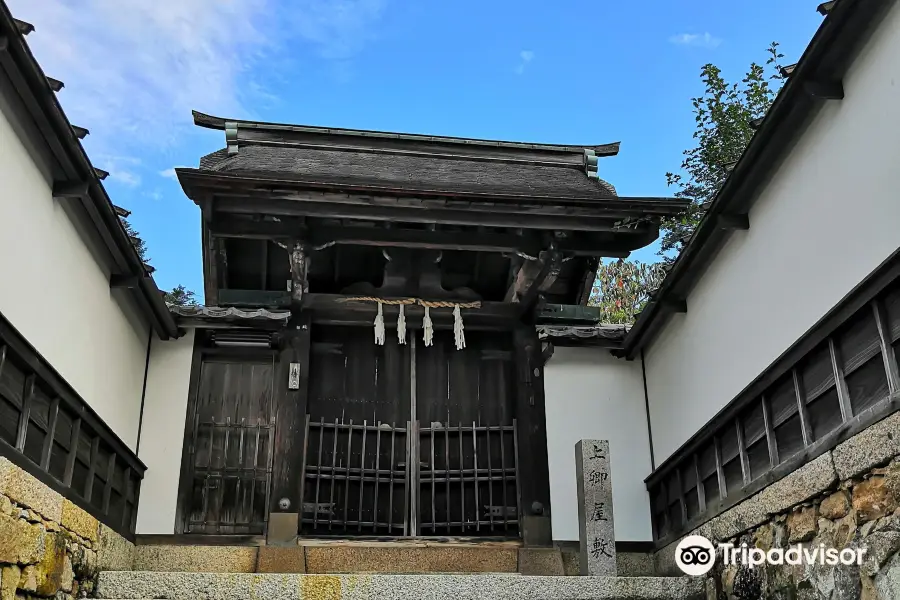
[575,439,616,576]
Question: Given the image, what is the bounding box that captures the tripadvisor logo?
[674,535,867,576]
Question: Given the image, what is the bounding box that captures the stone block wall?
[654,412,900,599]
[0,457,134,600]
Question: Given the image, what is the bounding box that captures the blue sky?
[12,0,824,303]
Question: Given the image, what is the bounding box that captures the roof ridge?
[191,110,620,155]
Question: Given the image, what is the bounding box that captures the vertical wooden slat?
[713,435,726,499]
[63,418,81,487]
[674,467,688,526]
[328,418,339,530]
[0,346,7,379]
[358,420,368,532]
[102,453,116,514]
[828,338,853,422]
[693,454,706,514]
[403,421,411,536]
[248,418,261,530]
[472,421,480,531]
[872,300,900,393]
[499,425,508,528]
[312,418,325,529]
[458,421,466,531]
[511,418,522,529]
[84,436,99,502]
[373,422,382,532]
[486,427,495,531]
[793,369,814,445]
[343,419,353,531]
[408,337,418,537]
[444,422,451,530]
[297,414,310,531]
[235,415,246,527]
[16,375,36,451]
[735,419,750,485]
[264,415,276,530]
[222,417,232,530]
[40,397,60,471]
[122,467,133,531]
[761,395,779,468]
[430,426,436,531]
[388,423,396,531]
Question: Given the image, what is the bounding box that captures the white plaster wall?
[544,347,654,542]
[0,96,150,449]
[645,2,900,464]
[135,330,195,534]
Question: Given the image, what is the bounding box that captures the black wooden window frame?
[648,250,900,547]
[0,311,145,539]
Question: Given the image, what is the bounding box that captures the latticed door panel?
[183,359,275,535]
[417,422,519,536]
[300,417,409,535]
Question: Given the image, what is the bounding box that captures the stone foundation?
[654,411,900,599]
[0,457,134,600]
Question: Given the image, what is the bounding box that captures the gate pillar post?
[513,324,553,546]
[268,311,312,545]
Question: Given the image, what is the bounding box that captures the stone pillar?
[575,440,616,576]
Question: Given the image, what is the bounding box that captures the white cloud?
[515,50,535,75]
[6,0,389,160]
[668,32,722,48]
[159,168,179,180]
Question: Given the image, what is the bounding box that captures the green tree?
[120,217,149,263]
[164,285,197,306]
[660,42,785,262]
[588,260,667,324]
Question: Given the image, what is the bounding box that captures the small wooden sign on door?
[288,363,301,390]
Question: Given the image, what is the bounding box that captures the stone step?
[96,571,705,600]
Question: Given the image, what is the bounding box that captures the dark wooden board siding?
[182,357,276,535]
[650,269,900,545]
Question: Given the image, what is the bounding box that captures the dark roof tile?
[202,144,618,199]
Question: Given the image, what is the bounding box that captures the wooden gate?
[300,327,520,537]
[179,356,276,535]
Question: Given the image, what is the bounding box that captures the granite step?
[96,571,705,600]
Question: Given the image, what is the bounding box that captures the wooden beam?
[541,342,555,366]
[817,1,835,16]
[110,274,140,289]
[209,217,639,257]
[803,80,844,100]
[301,293,518,329]
[575,258,600,306]
[13,19,34,35]
[517,252,562,317]
[780,64,797,78]
[716,214,749,231]
[47,77,64,92]
[662,297,687,314]
[214,197,651,233]
[52,181,90,199]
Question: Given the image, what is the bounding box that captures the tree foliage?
[164,285,197,306]
[659,42,785,262]
[119,217,149,263]
[589,43,786,324]
[588,260,667,325]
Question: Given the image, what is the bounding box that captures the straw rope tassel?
[423,305,434,347]
[374,301,385,346]
[453,304,466,350]
[397,304,407,344]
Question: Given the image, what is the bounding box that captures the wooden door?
[299,326,520,538]
[180,356,275,535]
[415,330,519,537]
[300,326,411,535]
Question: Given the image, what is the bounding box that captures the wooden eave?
[176,168,688,218]
[622,0,890,359]
[0,4,178,339]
